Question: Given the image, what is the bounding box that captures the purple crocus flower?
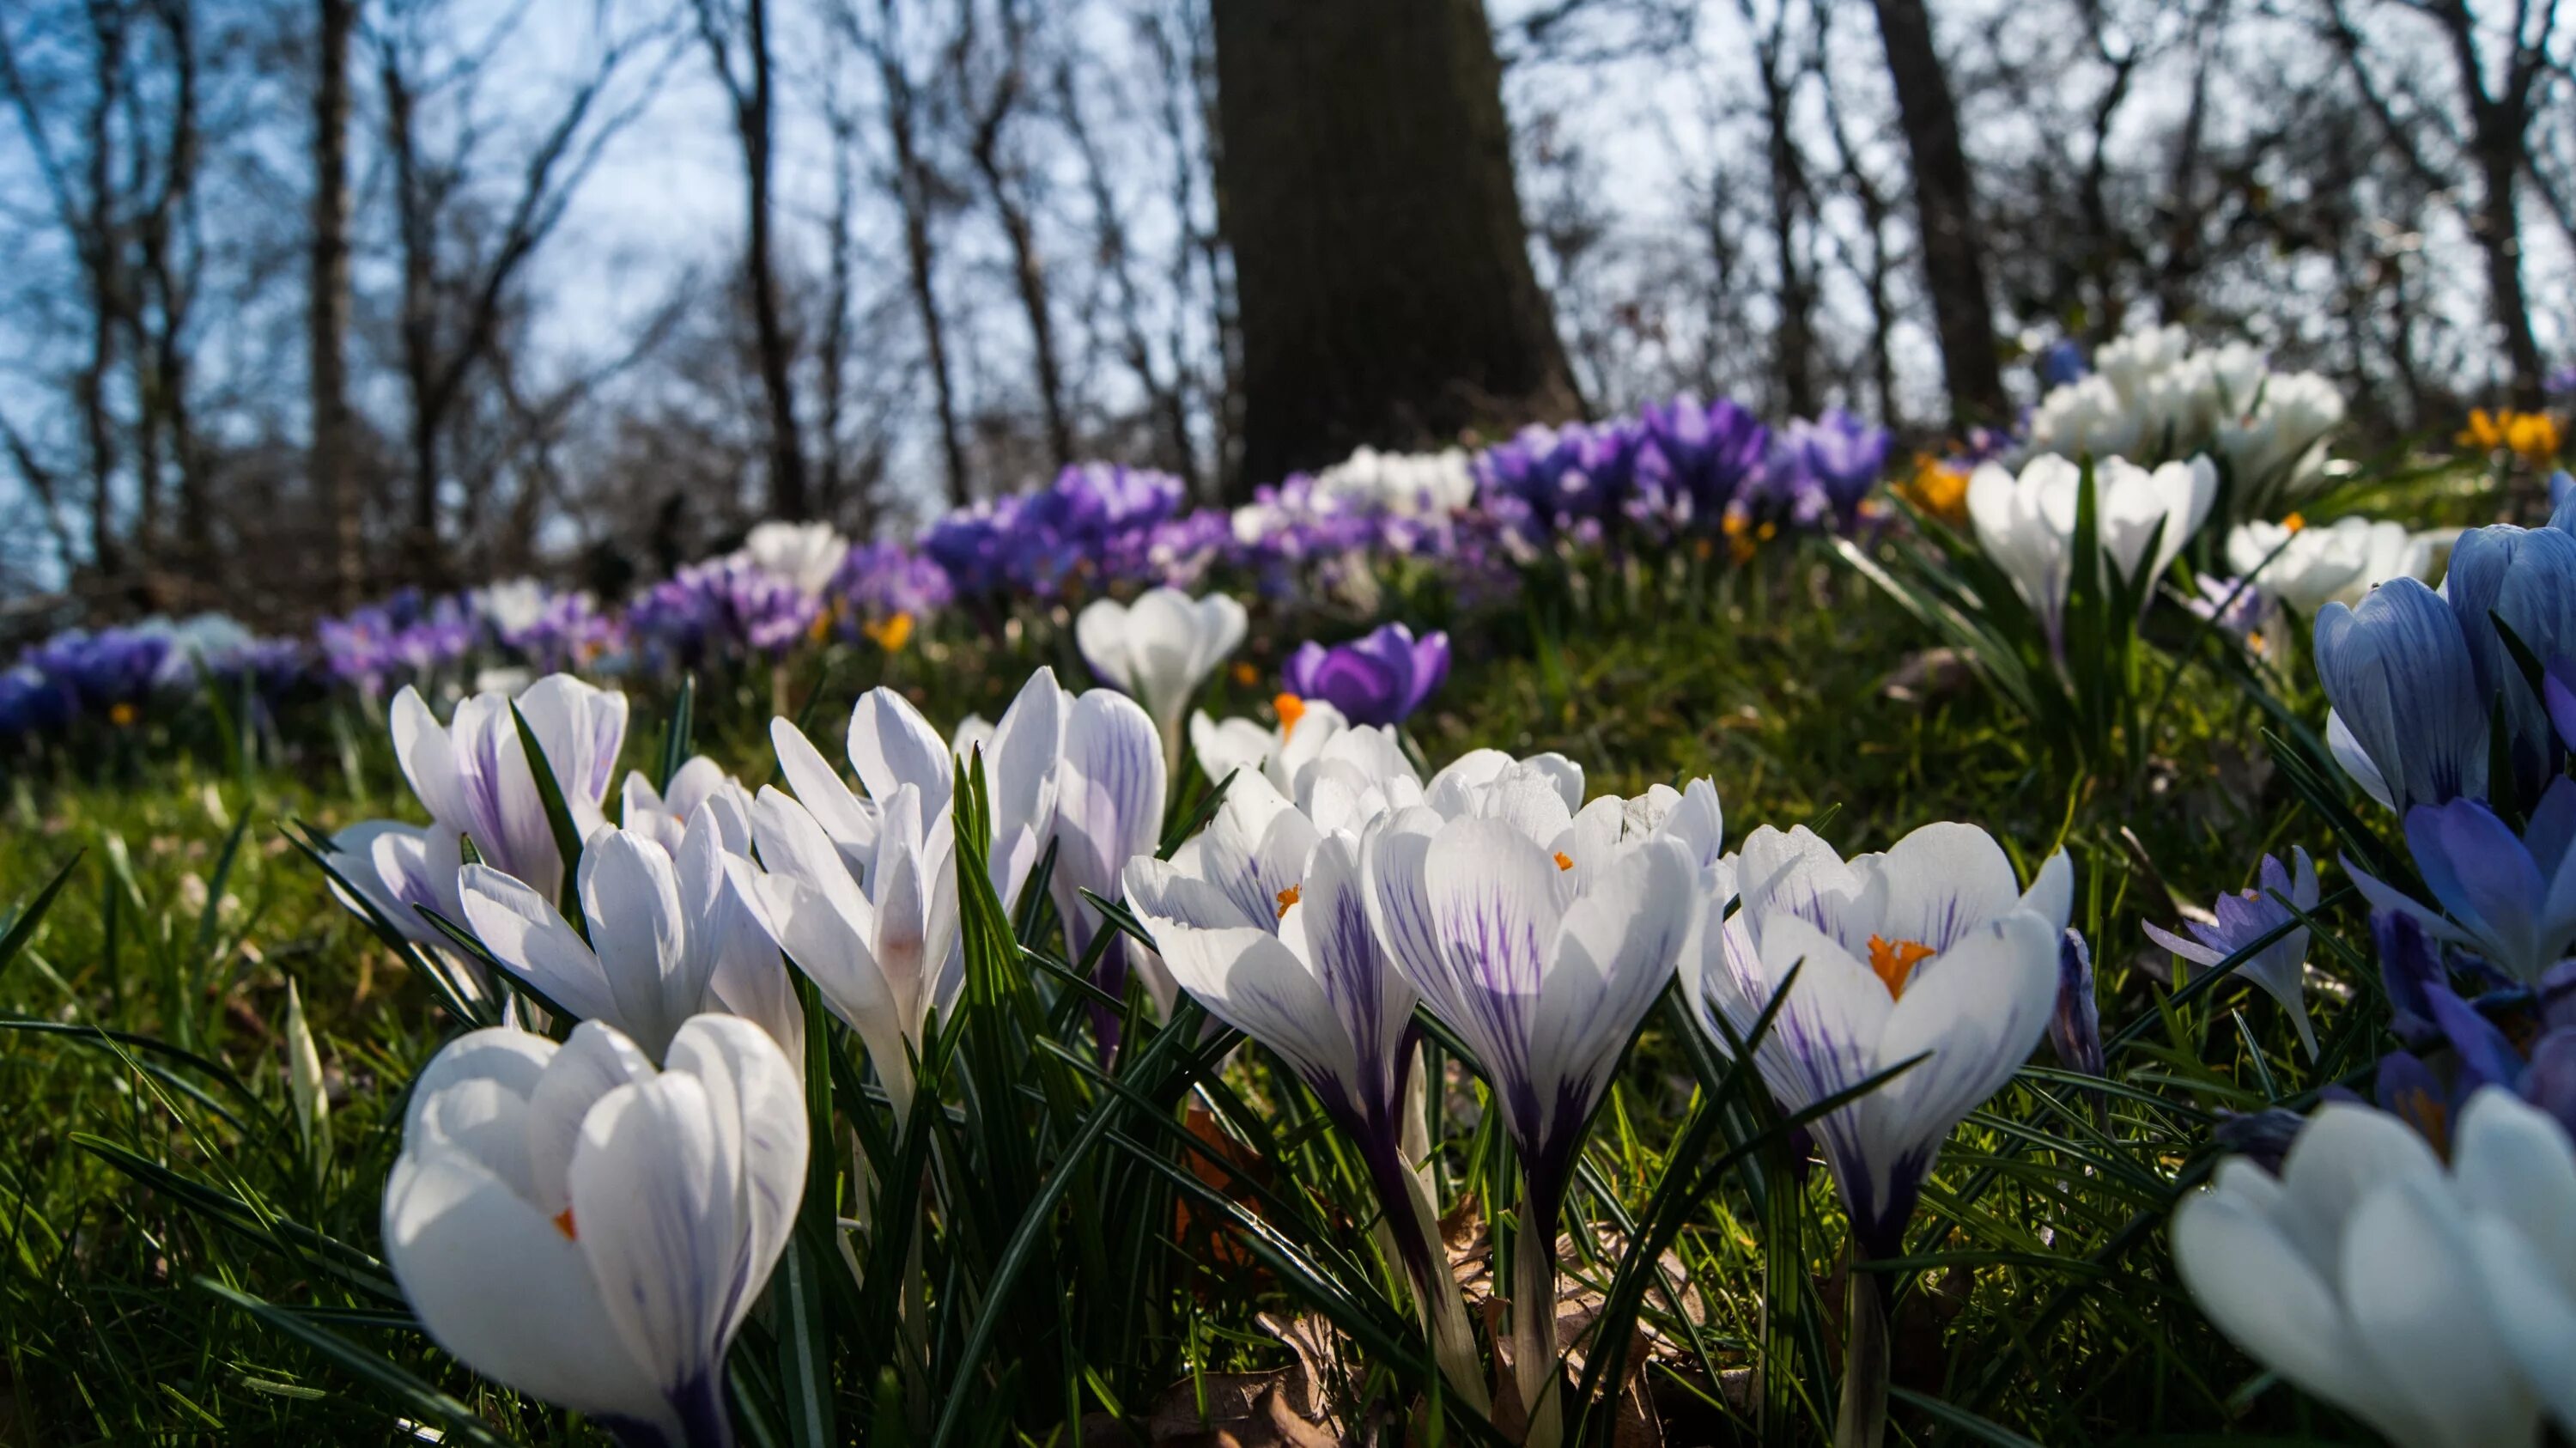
[2038,340,2089,390]
[834,540,955,640]
[2143,848,2321,1056]
[1636,394,1768,527]
[0,666,76,738]
[626,557,821,666]
[2369,907,2576,1147]
[1473,420,1646,535]
[24,626,173,720]
[318,591,476,695]
[1783,409,1894,528]
[2351,778,2576,986]
[1279,623,1451,728]
[918,502,1017,597]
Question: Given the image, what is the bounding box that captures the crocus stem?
[1833,1256,1889,1448]
[1386,1146,1491,1414]
[1512,1196,1562,1448]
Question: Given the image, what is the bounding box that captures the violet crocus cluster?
[922,463,1194,598]
[319,590,477,696]
[627,557,824,667]
[1474,398,1893,545]
[9,388,1877,760]
[0,614,311,740]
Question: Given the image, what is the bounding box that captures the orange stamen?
[553,1208,577,1241]
[1275,693,1307,739]
[1275,884,1301,919]
[2281,512,2306,532]
[1553,851,1574,872]
[1867,935,1936,999]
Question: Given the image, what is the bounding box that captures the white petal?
[770,717,878,861]
[404,1026,556,1147]
[524,1020,658,1218]
[2468,1213,2576,1435]
[1074,598,1135,691]
[1051,688,1168,944]
[1870,822,2023,952]
[391,686,469,827]
[568,1076,744,1402]
[2451,1088,2576,1270]
[2342,1179,2537,1448]
[2172,1179,2415,1445]
[579,832,697,1061]
[1530,840,1693,1135]
[383,1142,671,1432]
[663,1013,809,1337]
[750,787,876,942]
[1192,711,1276,788]
[848,688,955,816]
[1871,911,2058,1177]
[1361,807,1453,1015]
[2016,850,2075,934]
[1147,913,1358,1093]
[2275,1103,2445,1277]
[1419,816,1566,1074]
[460,864,618,1026]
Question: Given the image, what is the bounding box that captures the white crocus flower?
[623,756,755,860]
[2173,1092,2566,1448]
[383,1015,805,1448]
[769,672,1065,916]
[460,811,803,1064]
[2216,371,2345,514]
[1188,696,1407,805]
[328,673,628,954]
[1125,770,1485,1408]
[744,781,957,1118]
[1966,453,2216,648]
[1684,822,2069,1261]
[1076,587,1248,765]
[1361,754,1706,1432]
[473,577,550,637]
[742,520,849,599]
[2227,516,2432,616]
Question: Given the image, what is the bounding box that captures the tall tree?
[311,0,360,606]
[836,0,974,508]
[956,0,1073,472]
[2327,0,2561,407]
[1210,0,1577,490]
[1865,0,2007,424]
[696,0,812,520]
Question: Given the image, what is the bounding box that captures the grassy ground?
[0,538,2425,1445]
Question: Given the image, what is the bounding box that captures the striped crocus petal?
[1520,837,1693,1193]
[2312,577,2489,818]
[1165,770,1318,931]
[1418,816,1564,1124]
[1050,688,1169,999]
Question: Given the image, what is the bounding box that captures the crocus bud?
[2049,928,2105,1080]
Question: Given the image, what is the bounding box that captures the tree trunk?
[1865,0,2006,425]
[737,0,811,520]
[866,1,972,508]
[2474,132,2544,408]
[1753,21,1816,418]
[1210,0,1577,490]
[312,0,361,607]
